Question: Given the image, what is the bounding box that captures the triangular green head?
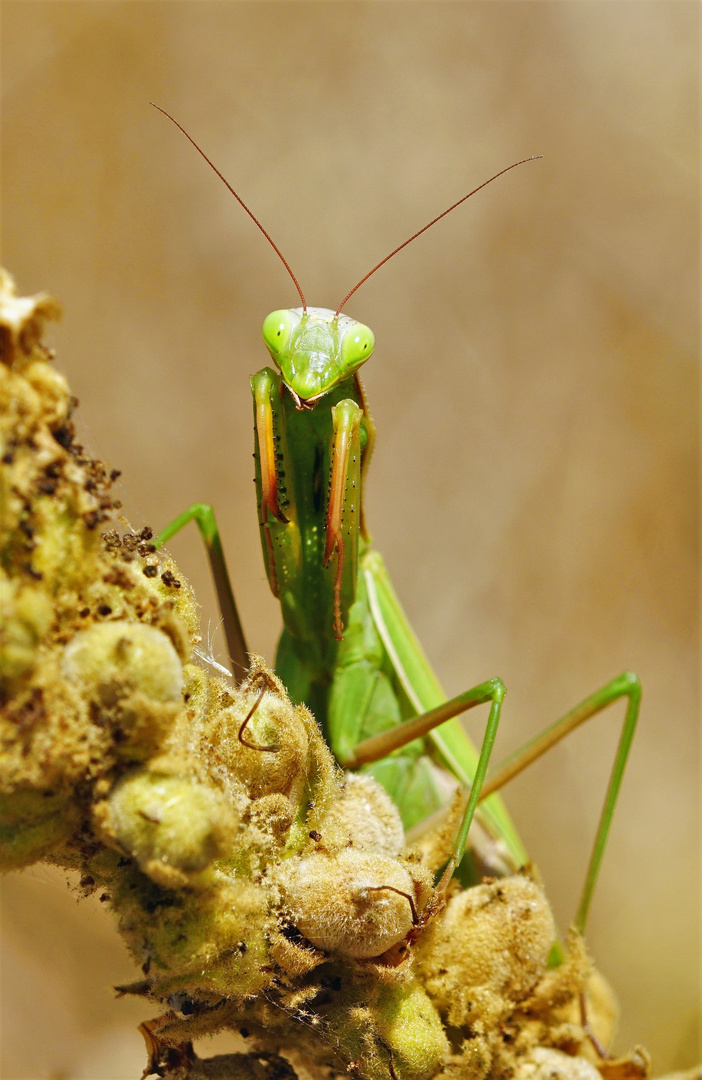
[262,307,375,405]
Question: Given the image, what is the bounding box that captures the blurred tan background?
[0,2,698,1077]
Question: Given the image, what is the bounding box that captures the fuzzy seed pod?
[60,621,184,760]
[415,873,556,1027]
[279,847,428,958]
[512,1047,602,1080]
[325,772,405,856]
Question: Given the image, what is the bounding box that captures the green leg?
[340,678,506,892]
[479,672,641,934]
[341,669,640,928]
[156,503,249,682]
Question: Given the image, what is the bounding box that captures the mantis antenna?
[335,155,542,315]
[150,103,308,311]
[152,103,541,323]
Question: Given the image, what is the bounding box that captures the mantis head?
[150,104,540,403]
[262,307,375,405]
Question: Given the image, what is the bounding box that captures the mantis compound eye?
[339,320,375,373]
[262,309,295,358]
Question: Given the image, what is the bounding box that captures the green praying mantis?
[153,105,641,935]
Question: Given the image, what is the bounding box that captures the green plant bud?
[113,870,274,1002]
[97,768,238,886]
[279,848,423,958]
[325,773,404,855]
[0,578,53,680]
[415,874,556,1027]
[374,982,448,1080]
[326,981,448,1080]
[61,621,184,705]
[0,788,80,870]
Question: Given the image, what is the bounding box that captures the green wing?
[361,547,528,866]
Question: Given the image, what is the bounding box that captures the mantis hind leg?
[339,677,506,893]
[358,549,641,930]
[156,503,249,681]
[347,665,641,933]
[480,671,641,934]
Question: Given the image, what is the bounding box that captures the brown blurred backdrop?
[0,3,698,1076]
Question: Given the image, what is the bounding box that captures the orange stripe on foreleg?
[255,387,288,525]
